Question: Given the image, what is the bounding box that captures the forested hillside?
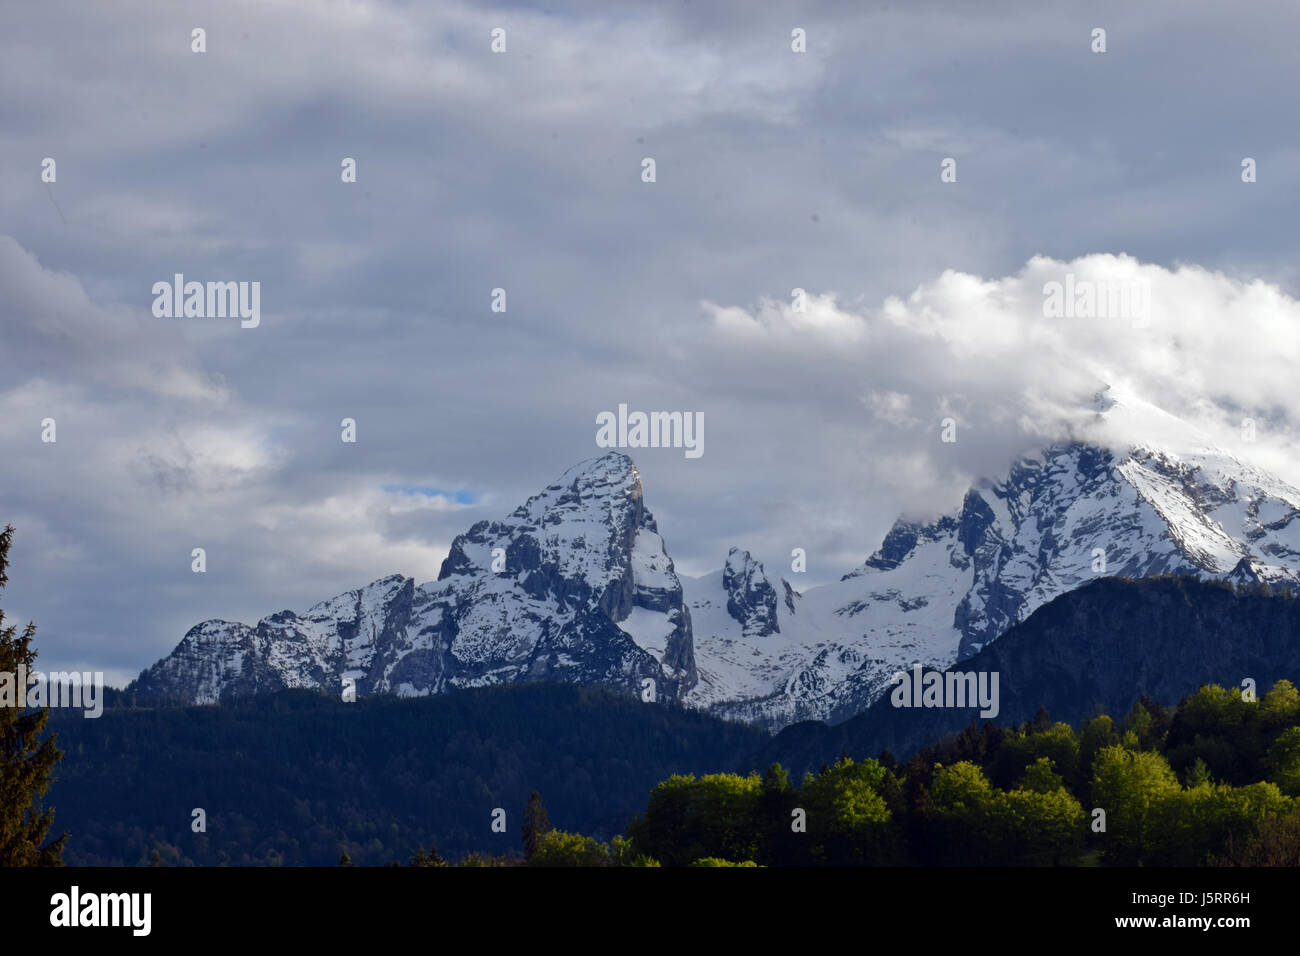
[46,684,766,865]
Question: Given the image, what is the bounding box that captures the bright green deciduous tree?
[1091,745,1181,865]
[799,756,897,865]
[528,830,610,867]
[1265,728,1300,797]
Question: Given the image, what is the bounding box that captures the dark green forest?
[45,683,766,866]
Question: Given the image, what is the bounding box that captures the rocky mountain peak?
[131,452,695,706]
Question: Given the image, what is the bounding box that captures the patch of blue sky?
[383,484,475,505]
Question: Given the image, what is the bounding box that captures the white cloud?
[702,253,1300,509]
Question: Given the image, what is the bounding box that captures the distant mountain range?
[130,388,1300,730]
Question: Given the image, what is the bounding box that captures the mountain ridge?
[131,392,1300,731]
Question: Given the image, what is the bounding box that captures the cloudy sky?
[3,0,1300,685]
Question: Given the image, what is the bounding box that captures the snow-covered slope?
[130,453,697,705]
[132,390,1300,730]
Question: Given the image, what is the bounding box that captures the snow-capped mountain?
[130,453,696,705]
[132,389,1300,731]
[683,389,1300,728]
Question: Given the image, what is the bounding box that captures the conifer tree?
[521,790,552,860]
[410,844,446,866]
[0,525,66,866]
[1032,706,1052,733]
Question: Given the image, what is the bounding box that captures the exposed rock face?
[722,547,784,638]
[130,453,696,705]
